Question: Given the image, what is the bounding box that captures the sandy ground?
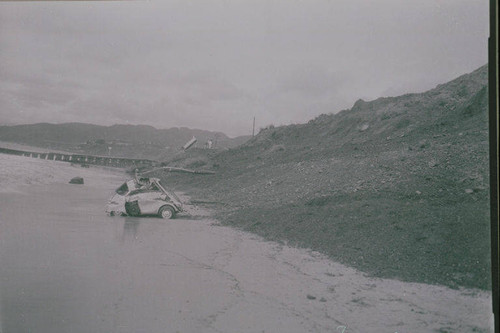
[0,153,493,332]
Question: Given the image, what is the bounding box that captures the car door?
[136,190,165,215]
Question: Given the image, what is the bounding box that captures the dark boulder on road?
[69,177,84,184]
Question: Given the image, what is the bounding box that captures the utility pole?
[252,116,255,137]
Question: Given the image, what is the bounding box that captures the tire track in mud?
[166,215,346,332]
[196,225,492,333]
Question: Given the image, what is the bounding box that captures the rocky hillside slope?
[160,65,490,290]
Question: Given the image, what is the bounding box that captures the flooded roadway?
[0,170,242,333]
[0,157,493,333]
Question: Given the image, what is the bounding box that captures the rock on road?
[0,154,492,332]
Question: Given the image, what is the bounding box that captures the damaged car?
[106,177,183,219]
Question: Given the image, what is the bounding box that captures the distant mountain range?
[0,123,250,159]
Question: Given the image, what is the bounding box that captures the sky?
[0,0,489,137]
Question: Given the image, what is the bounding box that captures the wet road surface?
[0,164,492,333]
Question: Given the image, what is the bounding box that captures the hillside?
[157,65,490,290]
[0,123,250,160]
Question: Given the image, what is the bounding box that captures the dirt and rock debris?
[150,65,490,291]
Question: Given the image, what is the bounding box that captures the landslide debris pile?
[161,65,490,290]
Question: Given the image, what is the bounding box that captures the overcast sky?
[0,0,488,137]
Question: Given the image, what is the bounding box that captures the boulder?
[69,177,84,185]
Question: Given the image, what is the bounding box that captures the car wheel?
[159,206,174,219]
[109,211,125,217]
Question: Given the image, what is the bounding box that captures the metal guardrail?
[0,147,156,168]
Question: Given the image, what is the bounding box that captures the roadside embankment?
[155,65,491,291]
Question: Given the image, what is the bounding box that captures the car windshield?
[115,182,129,195]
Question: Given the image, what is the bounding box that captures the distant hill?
[0,123,250,159]
[161,65,490,290]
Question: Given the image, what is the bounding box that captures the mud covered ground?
[157,67,491,292]
[0,154,493,332]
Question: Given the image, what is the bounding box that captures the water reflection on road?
[122,218,141,242]
[0,170,493,333]
[0,175,235,333]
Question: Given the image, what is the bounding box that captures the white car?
[106,177,183,219]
